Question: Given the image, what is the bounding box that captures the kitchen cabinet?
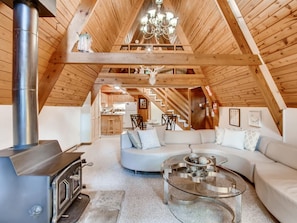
[109,94,135,105]
[101,93,109,107]
[101,115,123,135]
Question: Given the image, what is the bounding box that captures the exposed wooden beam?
[227,0,286,110]
[51,52,261,66]
[216,0,283,134]
[95,73,205,87]
[98,64,203,69]
[38,0,98,112]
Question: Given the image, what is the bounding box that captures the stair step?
[142,88,190,129]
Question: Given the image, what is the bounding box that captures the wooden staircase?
[140,88,191,130]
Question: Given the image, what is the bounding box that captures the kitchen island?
[101,114,123,135]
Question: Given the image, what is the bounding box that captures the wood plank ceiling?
[0,1,297,120]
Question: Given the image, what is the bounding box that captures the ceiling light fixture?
[140,0,178,40]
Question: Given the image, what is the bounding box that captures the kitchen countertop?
[101,112,124,115]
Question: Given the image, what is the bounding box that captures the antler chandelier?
[140,0,178,40]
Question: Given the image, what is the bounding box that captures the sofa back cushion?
[198,129,216,143]
[244,129,260,151]
[127,130,142,149]
[137,128,161,149]
[256,136,279,154]
[121,132,133,149]
[221,129,246,150]
[164,130,201,145]
[154,125,166,146]
[265,142,297,170]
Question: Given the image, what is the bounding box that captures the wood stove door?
[51,159,82,223]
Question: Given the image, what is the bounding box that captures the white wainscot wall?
[39,106,81,151]
[283,108,297,146]
[0,105,82,151]
[0,105,13,149]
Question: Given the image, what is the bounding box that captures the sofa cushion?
[138,128,161,150]
[256,136,277,154]
[254,163,297,223]
[222,129,245,150]
[199,129,216,143]
[191,143,274,182]
[127,130,142,149]
[265,141,297,170]
[154,125,166,146]
[215,126,224,144]
[120,144,189,172]
[121,132,133,149]
[244,129,260,151]
[164,130,201,145]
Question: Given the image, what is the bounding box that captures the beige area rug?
[78,190,125,223]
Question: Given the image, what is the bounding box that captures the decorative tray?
[183,154,211,167]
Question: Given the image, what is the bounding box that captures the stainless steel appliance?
[123,102,138,128]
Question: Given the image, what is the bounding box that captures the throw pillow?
[222,128,245,150]
[154,125,166,146]
[137,128,161,150]
[244,129,260,151]
[127,130,142,149]
[215,126,225,144]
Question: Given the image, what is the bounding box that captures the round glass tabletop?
[162,153,246,198]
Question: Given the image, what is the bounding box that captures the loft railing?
[114,44,192,53]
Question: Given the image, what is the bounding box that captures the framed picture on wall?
[229,108,240,127]
[248,111,262,127]
[139,98,147,109]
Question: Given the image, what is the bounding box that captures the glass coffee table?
[162,153,246,223]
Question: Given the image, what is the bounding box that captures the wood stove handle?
[70,175,80,181]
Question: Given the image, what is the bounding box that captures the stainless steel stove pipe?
[12,0,39,149]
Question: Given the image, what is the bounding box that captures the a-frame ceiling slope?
[0,0,297,115]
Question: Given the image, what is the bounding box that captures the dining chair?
[130,114,145,130]
[161,114,177,130]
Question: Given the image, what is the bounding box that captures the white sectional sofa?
[120,127,297,223]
